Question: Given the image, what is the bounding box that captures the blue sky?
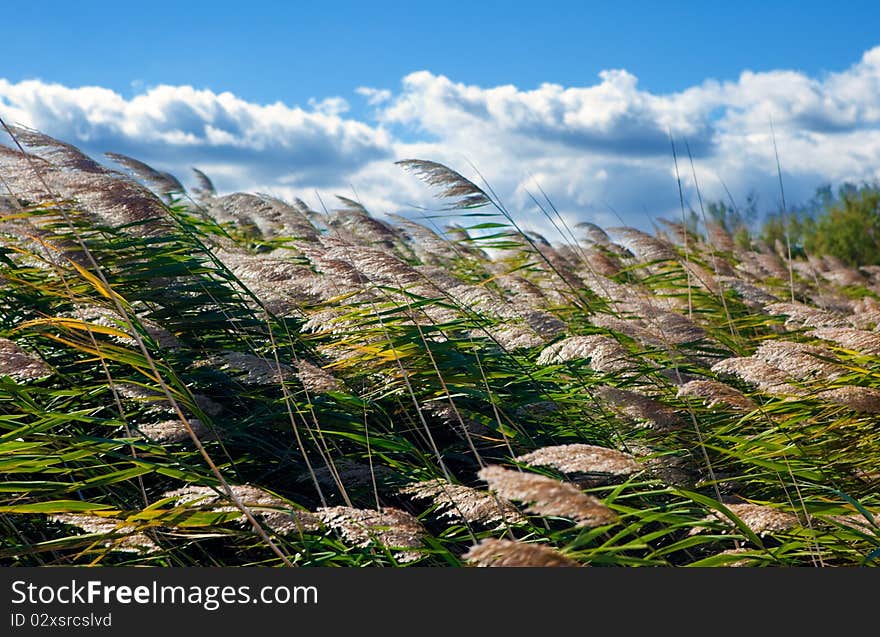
[2,1,880,230]
[6,1,879,106]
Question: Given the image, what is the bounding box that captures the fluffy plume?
[114,383,220,418]
[476,324,545,350]
[590,314,665,349]
[324,244,420,286]
[389,214,458,266]
[808,328,880,356]
[204,351,293,385]
[105,152,184,198]
[210,193,319,241]
[676,380,756,411]
[765,302,851,329]
[817,386,880,413]
[191,167,216,198]
[463,538,578,567]
[50,513,158,553]
[536,335,635,373]
[608,227,676,262]
[639,308,708,345]
[329,197,397,246]
[736,250,789,280]
[848,297,880,329]
[825,511,880,533]
[478,465,617,527]
[705,222,735,253]
[396,159,491,209]
[580,247,623,277]
[6,126,173,236]
[515,444,641,478]
[0,337,52,381]
[591,305,708,350]
[597,386,682,429]
[522,310,567,339]
[7,125,106,173]
[163,485,321,535]
[448,283,512,317]
[753,340,844,382]
[716,277,778,308]
[60,304,180,349]
[294,360,342,393]
[493,274,552,307]
[711,357,802,396]
[630,446,699,488]
[316,506,424,562]
[692,503,800,536]
[138,418,213,444]
[400,479,526,526]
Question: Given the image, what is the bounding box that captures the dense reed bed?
[1,127,878,566]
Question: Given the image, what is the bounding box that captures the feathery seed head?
[808,328,880,356]
[692,503,799,536]
[401,479,526,527]
[317,506,424,562]
[515,444,641,477]
[676,380,756,411]
[817,386,880,413]
[597,386,682,429]
[396,159,491,209]
[163,485,321,535]
[711,357,803,397]
[464,538,578,567]
[50,513,158,553]
[478,465,617,527]
[0,337,52,381]
[138,418,213,444]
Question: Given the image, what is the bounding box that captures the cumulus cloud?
[0,80,392,190]
[375,47,880,230]
[2,47,880,232]
[356,87,392,106]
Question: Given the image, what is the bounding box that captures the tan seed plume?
[765,301,851,329]
[206,351,293,385]
[753,340,844,382]
[463,538,578,567]
[515,444,641,477]
[400,479,526,526]
[711,357,802,397]
[597,386,682,429]
[478,465,617,527]
[692,503,799,536]
[809,327,880,356]
[316,506,425,563]
[163,485,321,535]
[608,227,677,263]
[817,386,880,413]
[50,513,158,554]
[0,337,52,381]
[138,418,213,444]
[294,360,342,393]
[536,335,636,374]
[396,159,491,209]
[676,380,756,411]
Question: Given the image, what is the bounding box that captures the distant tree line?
[699,182,880,266]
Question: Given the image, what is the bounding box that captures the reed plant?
[1,127,878,567]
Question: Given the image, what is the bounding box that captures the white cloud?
[356,87,392,106]
[2,47,880,232]
[307,96,350,116]
[0,80,392,190]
